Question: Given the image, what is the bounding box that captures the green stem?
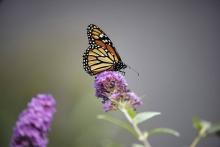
[190,127,206,147]
[119,104,151,147]
[190,134,202,147]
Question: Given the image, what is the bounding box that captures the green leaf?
[97,114,137,137]
[192,117,211,134]
[148,128,180,137]
[192,117,202,130]
[132,144,144,147]
[127,107,136,118]
[133,112,161,124]
[207,123,220,134]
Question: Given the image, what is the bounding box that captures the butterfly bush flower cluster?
[94,71,143,111]
[10,94,56,147]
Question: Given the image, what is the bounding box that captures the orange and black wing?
[83,45,118,75]
[87,24,122,62]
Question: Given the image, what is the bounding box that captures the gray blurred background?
[0,0,220,147]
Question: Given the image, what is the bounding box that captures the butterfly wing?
[83,45,117,75]
[87,24,113,46]
[83,24,126,75]
[87,24,122,62]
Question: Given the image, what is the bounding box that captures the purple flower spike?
[11,94,56,147]
[94,71,128,102]
[94,71,143,112]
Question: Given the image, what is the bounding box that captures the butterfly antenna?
[127,65,139,77]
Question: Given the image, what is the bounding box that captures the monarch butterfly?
[83,24,127,75]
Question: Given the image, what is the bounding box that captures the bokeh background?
[1,0,220,147]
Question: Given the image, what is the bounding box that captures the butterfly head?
[114,61,127,71]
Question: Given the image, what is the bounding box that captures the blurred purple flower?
[94,71,143,111]
[10,94,56,147]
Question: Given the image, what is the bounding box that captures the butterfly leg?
[120,70,126,76]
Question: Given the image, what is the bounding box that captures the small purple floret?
[102,92,143,112]
[10,94,56,147]
[125,92,143,108]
